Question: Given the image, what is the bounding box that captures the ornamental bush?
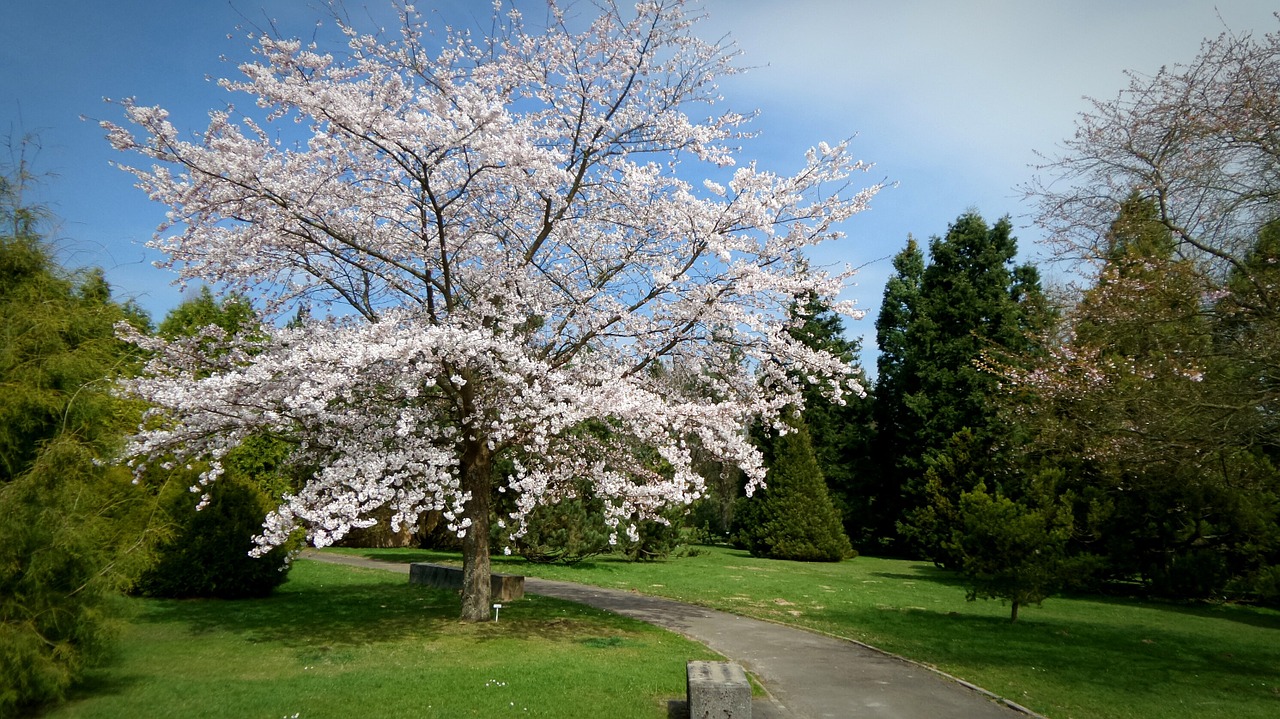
[733,418,853,562]
[134,469,291,599]
[502,485,611,565]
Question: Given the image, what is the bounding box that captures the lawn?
[332,545,1280,719]
[42,560,720,719]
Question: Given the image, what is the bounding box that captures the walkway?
[303,551,1041,719]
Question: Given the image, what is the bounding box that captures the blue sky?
[4,1,1277,372]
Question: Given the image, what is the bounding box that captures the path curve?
[302,551,1042,719]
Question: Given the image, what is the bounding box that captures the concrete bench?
[408,563,525,601]
[687,660,751,719]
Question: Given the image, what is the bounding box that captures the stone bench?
[408,563,525,601]
[687,660,751,719]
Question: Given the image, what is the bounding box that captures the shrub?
[0,440,139,716]
[135,472,291,599]
[503,490,611,565]
[1248,565,1280,606]
[619,507,685,562]
[733,418,853,562]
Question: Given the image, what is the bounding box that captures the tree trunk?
[1010,600,1020,623]
[459,439,493,622]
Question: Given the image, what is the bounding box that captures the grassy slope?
[43,560,720,719]
[335,546,1280,719]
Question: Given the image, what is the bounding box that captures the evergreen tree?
[874,214,1050,559]
[907,214,1039,458]
[157,285,257,339]
[1216,218,1280,458]
[947,470,1074,622]
[1023,195,1280,597]
[0,167,151,714]
[901,427,988,568]
[785,292,876,548]
[733,417,852,562]
[869,237,925,554]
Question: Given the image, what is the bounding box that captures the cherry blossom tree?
[104,1,881,620]
[1029,19,1280,276]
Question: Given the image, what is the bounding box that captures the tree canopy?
[871,214,1050,558]
[104,0,882,620]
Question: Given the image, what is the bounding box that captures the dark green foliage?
[905,214,1046,469]
[1231,564,1280,606]
[683,436,745,540]
[134,469,291,599]
[503,485,612,564]
[619,507,685,561]
[900,427,989,568]
[1006,193,1280,600]
[132,290,295,599]
[502,495,682,564]
[156,285,257,339]
[946,471,1074,622]
[874,215,1051,558]
[733,418,853,562]
[784,293,877,550]
[0,170,152,714]
[868,237,925,554]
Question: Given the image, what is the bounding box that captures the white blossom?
[108,1,879,579]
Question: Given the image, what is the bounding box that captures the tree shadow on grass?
[61,663,148,709]
[866,561,1280,631]
[824,603,1280,697]
[141,576,459,648]
[1071,591,1280,631]
[868,567,969,589]
[139,571,663,651]
[354,548,455,565]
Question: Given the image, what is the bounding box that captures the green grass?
[333,545,1280,719]
[42,560,720,719]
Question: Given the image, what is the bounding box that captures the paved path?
[303,551,1040,719]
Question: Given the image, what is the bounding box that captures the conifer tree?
[906,214,1039,460]
[786,292,875,547]
[0,163,151,714]
[135,289,293,599]
[947,470,1074,622]
[869,237,924,553]
[734,417,852,562]
[874,215,1050,558]
[1003,193,1280,597]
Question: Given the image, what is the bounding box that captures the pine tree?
[907,214,1035,456]
[734,417,852,562]
[785,293,875,548]
[947,470,1074,622]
